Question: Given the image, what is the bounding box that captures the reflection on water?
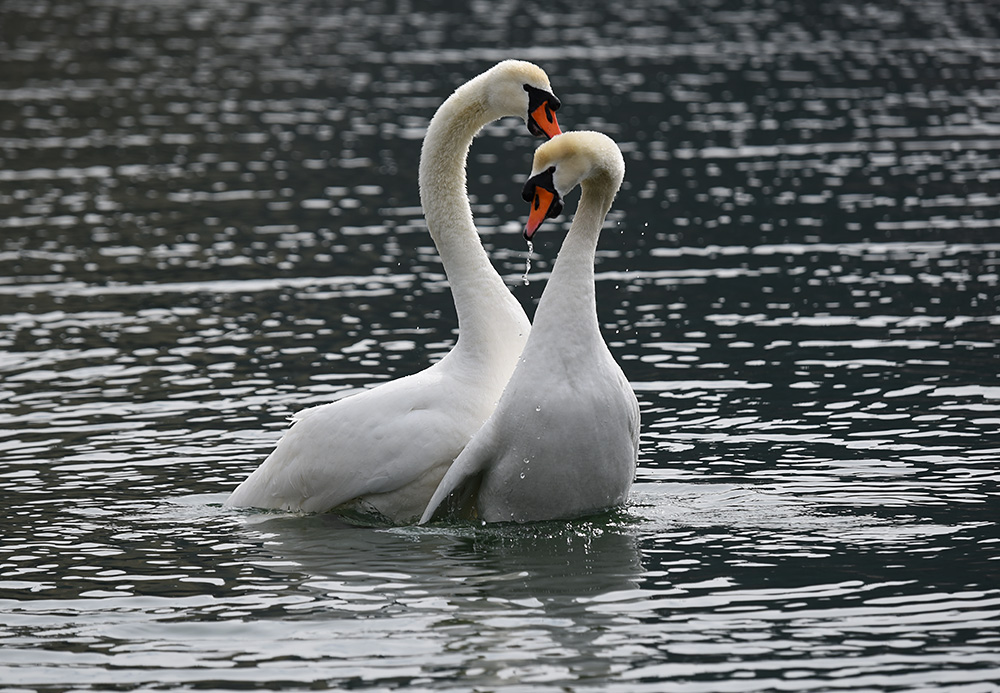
[2,0,999,689]
[2,489,996,690]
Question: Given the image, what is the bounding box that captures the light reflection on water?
[2,0,1000,689]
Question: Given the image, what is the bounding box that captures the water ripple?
[2,0,999,689]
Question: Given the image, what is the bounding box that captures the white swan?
[420,131,640,524]
[226,60,563,522]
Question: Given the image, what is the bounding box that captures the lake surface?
[2,0,999,690]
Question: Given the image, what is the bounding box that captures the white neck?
[530,178,617,356]
[417,82,529,370]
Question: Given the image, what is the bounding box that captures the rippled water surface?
[2,0,999,690]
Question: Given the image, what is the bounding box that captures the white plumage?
[226,61,562,522]
[421,131,640,524]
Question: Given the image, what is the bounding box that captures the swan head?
[477,60,562,140]
[521,131,625,239]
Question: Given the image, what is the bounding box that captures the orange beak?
[530,103,562,140]
[525,188,556,240]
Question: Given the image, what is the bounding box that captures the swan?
[420,131,640,524]
[225,60,563,522]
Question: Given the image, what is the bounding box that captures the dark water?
[2,0,999,690]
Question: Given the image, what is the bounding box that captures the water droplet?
[522,240,533,285]
[534,405,541,412]
[519,471,525,479]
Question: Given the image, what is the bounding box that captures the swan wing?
[418,419,496,524]
[226,367,476,517]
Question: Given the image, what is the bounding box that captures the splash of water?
[522,240,533,285]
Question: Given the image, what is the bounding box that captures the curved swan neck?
[532,179,616,340]
[418,93,486,253]
[417,78,527,363]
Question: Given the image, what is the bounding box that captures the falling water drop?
[522,240,533,285]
